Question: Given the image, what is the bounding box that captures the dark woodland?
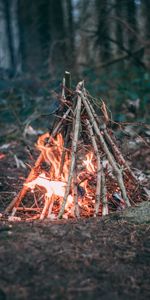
[0,1,150,300]
[0,0,150,122]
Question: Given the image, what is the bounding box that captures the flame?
[24,133,117,219]
[25,172,73,210]
[37,133,70,181]
[25,173,66,197]
[83,152,95,173]
[25,134,74,217]
[24,134,97,217]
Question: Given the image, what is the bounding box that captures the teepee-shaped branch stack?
[5,72,144,221]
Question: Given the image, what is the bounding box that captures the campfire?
[5,72,145,221]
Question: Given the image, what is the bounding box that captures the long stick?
[58,93,82,218]
[81,92,131,207]
[5,107,71,215]
[101,166,108,216]
[85,119,102,216]
[47,195,55,218]
[73,167,80,218]
[103,128,137,181]
[40,196,51,220]
[5,153,44,213]
[51,107,71,137]
[86,93,137,182]
[59,123,71,177]
[65,71,71,100]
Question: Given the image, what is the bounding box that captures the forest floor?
[0,131,150,300]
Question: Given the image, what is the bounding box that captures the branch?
[107,36,146,69]
[101,166,108,216]
[86,119,102,217]
[81,91,131,207]
[58,91,82,218]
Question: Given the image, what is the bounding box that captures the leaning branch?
[58,92,82,218]
[101,166,108,216]
[86,119,102,216]
[81,92,131,207]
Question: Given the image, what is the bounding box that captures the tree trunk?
[48,0,67,73]
[115,0,124,55]
[125,0,137,51]
[66,0,75,67]
[38,0,51,72]
[18,0,42,73]
[143,0,150,39]
[95,0,111,61]
[2,0,15,74]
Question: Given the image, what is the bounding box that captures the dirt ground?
[0,140,150,300]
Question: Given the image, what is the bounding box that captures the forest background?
[0,0,150,132]
[0,4,150,299]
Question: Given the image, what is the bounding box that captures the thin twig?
[40,196,51,220]
[104,128,137,182]
[5,153,44,214]
[51,107,72,137]
[101,166,108,216]
[85,119,102,216]
[73,167,80,218]
[58,92,82,218]
[47,195,55,218]
[17,207,41,211]
[81,91,131,207]
[5,107,71,215]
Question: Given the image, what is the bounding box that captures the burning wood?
[5,72,146,221]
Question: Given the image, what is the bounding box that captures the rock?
[120,201,150,224]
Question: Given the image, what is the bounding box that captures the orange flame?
[25,172,73,210]
[37,133,70,181]
[83,152,95,173]
[25,133,98,217]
